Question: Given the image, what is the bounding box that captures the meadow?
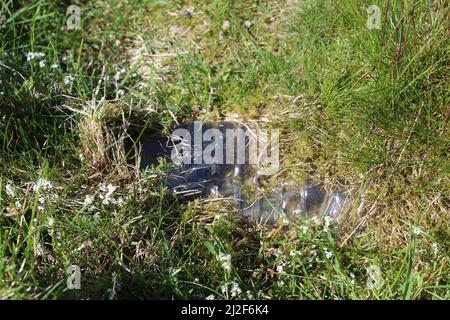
[0,0,448,299]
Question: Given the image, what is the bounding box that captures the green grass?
[0,0,448,299]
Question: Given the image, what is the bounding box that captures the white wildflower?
[244,20,252,28]
[39,60,46,68]
[33,178,53,192]
[276,265,284,273]
[312,216,321,226]
[413,226,421,236]
[101,183,117,205]
[26,52,45,61]
[114,197,124,207]
[83,194,95,206]
[222,20,231,31]
[290,250,301,257]
[218,252,232,271]
[230,282,242,298]
[116,89,125,97]
[274,248,282,258]
[47,217,55,227]
[205,294,215,300]
[431,243,438,255]
[325,249,333,259]
[300,225,308,234]
[63,75,74,86]
[114,68,126,81]
[51,63,59,69]
[220,284,228,294]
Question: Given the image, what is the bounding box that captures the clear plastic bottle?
[140,122,347,224]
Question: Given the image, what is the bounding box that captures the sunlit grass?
[0,0,448,299]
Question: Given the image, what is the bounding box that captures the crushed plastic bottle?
[139,122,347,225]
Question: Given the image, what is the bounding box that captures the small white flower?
[26,52,45,61]
[212,213,223,225]
[47,217,55,227]
[230,282,242,298]
[312,216,321,226]
[101,184,117,205]
[274,248,282,258]
[39,60,46,68]
[431,243,438,255]
[63,75,74,86]
[114,68,126,81]
[276,265,284,273]
[290,250,301,257]
[300,225,308,234]
[83,194,95,206]
[116,89,125,97]
[218,252,232,271]
[222,261,231,271]
[350,272,355,279]
[325,249,333,259]
[220,284,228,294]
[114,197,124,207]
[79,153,85,161]
[51,63,59,69]
[279,280,285,287]
[222,20,231,31]
[205,294,215,300]
[33,178,53,192]
[15,200,22,209]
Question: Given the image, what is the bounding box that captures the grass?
[0,0,448,299]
